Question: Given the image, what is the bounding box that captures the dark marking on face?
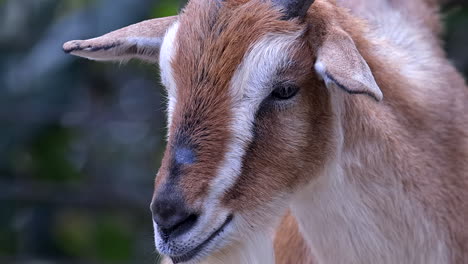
[167,133,197,183]
[273,0,315,20]
[168,156,183,183]
[151,182,198,241]
[175,147,196,165]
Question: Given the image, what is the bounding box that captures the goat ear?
[63,16,178,63]
[314,28,383,101]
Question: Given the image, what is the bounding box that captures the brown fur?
[274,212,315,264]
[161,0,303,206]
[277,1,467,262]
[64,0,468,262]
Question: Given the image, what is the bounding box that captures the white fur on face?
[191,31,303,261]
[207,31,303,202]
[159,22,180,128]
[154,30,303,263]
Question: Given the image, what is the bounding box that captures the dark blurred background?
[0,0,466,264]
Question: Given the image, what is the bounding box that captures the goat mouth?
[169,214,233,264]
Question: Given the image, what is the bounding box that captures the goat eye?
[271,84,299,100]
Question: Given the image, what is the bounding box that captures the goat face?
[150,1,336,262]
[64,0,382,262]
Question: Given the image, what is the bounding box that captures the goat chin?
[161,231,275,264]
[207,232,275,264]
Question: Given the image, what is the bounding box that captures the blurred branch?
[0,179,150,215]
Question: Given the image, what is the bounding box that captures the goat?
[64,0,468,263]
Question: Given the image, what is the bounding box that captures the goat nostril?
[157,213,199,241]
[151,186,198,240]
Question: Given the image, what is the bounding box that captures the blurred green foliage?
[0,0,466,264]
[152,0,182,17]
[444,6,468,77]
[55,211,133,262]
[30,126,81,183]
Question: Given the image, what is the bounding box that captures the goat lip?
[169,214,233,263]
